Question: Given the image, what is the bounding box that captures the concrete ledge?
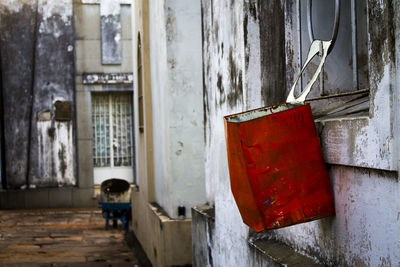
[147,202,192,266]
[249,239,324,267]
[131,193,192,266]
[0,187,97,209]
[192,204,322,266]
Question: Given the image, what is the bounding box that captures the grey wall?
[0,0,75,189]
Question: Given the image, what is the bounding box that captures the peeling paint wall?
[202,0,246,206]
[36,116,74,187]
[0,0,75,188]
[264,166,400,266]
[264,1,400,265]
[149,0,206,219]
[197,0,400,266]
[201,1,272,266]
[98,0,125,64]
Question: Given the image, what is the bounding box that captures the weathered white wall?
[265,166,400,266]
[200,0,400,266]
[201,1,255,266]
[36,118,74,186]
[149,0,206,219]
[149,0,169,212]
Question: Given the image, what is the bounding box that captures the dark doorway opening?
[0,46,6,189]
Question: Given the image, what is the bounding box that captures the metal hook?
[307,0,340,54]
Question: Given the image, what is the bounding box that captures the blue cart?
[100,202,131,230]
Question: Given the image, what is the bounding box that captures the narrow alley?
[0,208,140,266]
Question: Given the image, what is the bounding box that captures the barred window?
[92,92,133,168]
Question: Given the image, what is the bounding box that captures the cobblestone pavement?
[0,208,140,266]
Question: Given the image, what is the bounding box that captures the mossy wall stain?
[257,0,286,106]
[227,48,243,108]
[58,143,67,178]
[368,0,395,111]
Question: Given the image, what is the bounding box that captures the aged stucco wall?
[131,1,203,266]
[201,1,273,265]
[149,0,206,219]
[148,0,169,214]
[199,0,400,266]
[263,166,400,266]
[0,0,75,189]
[265,1,400,265]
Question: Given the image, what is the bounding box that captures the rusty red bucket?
[224,40,335,232]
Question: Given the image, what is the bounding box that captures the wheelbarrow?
[100,202,131,230]
[98,178,132,230]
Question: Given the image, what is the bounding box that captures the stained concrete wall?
[196,0,400,266]
[0,0,135,207]
[0,0,76,189]
[149,0,206,219]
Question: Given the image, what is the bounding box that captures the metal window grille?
[92,92,133,167]
[112,93,133,166]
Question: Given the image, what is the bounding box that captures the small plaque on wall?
[54,101,72,121]
[37,110,51,121]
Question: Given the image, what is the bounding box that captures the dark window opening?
[298,0,369,119]
[0,49,5,189]
[137,34,144,133]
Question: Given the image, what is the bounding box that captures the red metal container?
[224,40,335,232]
[224,103,334,232]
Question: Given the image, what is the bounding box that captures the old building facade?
[0,0,134,208]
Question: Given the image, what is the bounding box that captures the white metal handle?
[286,40,331,105]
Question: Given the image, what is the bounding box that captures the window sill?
[315,113,395,171]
